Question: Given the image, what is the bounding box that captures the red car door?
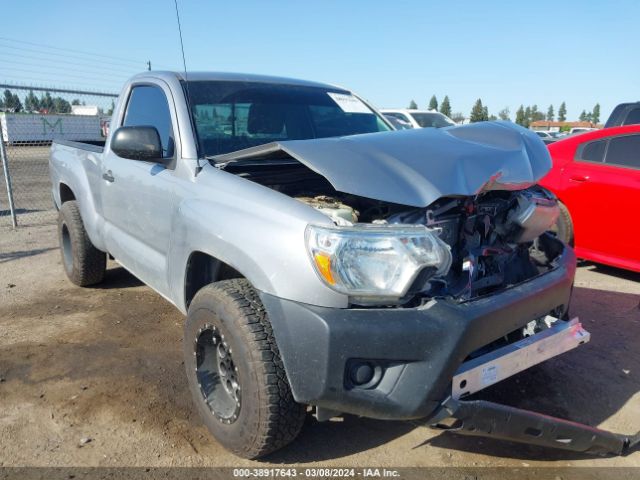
[560,134,640,270]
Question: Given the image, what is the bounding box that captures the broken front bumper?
[260,244,638,455]
[259,244,577,420]
[434,317,639,455]
[430,398,640,456]
[452,317,590,400]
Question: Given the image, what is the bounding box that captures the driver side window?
[123,85,175,158]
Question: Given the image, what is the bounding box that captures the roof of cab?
[130,71,345,91]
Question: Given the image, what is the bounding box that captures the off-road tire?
[58,200,106,286]
[184,279,306,459]
[554,201,574,246]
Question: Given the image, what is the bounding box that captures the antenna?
[173,0,202,175]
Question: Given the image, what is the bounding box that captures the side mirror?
[110,126,166,162]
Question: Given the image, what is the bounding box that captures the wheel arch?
[183,251,245,310]
[59,182,76,205]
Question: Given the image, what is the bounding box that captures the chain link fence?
[0,84,117,229]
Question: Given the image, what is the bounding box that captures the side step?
[430,397,640,456]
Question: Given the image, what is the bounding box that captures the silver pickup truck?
[49,71,638,459]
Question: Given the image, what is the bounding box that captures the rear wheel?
[184,279,306,459]
[58,200,106,286]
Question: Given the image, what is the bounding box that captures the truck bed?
[53,139,105,153]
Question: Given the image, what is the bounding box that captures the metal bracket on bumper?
[430,397,640,456]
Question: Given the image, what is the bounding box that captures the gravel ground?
[0,223,639,469]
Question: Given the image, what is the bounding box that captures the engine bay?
[225,160,563,304]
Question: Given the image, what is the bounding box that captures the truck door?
[101,82,177,296]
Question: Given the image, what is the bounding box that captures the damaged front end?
[213,122,638,456]
[213,122,563,307]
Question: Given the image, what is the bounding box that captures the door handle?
[102,170,115,183]
[569,175,589,182]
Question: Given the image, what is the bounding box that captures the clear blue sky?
[1,0,638,121]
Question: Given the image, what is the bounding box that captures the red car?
[539,125,640,272]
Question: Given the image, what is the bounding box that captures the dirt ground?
[0,223,639,469]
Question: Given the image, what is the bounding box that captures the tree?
[558,102,567,122]
[498,107,510,121]
[0,96,4,110]
[482,106,489,121]
[470,99,485,122]
[25,90,40,112]
[40,92,54,112]
[523,106,531,128]
[428,95,438,111]
[71,99,81,106]
[3,90,22,112]
[546,104,554,121]
[107,100,115,115]
[592,103,600,124]
[515,105,525,125]
[408,99,418,109]
[440,95,452,117]
[450,112,465,123]
[530,104,544,122]
[52,97,71,114]
[579,110,587,122]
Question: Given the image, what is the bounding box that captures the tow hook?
[429,397,640,456]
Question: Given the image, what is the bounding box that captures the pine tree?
[530,104,544,122]
[40,92,54,112]
[470,99,485,122]
[3,90,22,112]
[482,106,489,121]
[3,90,14,110]
[440,95,452,117]
[25,90,40,112]
[579,110,587,122]
[12,93,22,112]
[592,103,600,124]
[546,105,554,121]
[428,95,438,111]
[524,106,531,127]
[515,105,525,125]
[408,99,418,109]
[558,102,567,122]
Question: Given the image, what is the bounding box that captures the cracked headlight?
[306,224,451,302]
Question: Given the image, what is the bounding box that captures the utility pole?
[147,60,152,71]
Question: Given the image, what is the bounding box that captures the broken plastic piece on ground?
[430,397,640,456]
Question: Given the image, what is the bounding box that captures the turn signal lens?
[314,253,335,285]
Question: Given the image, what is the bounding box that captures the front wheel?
[184,279,306,459]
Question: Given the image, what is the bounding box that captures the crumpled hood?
[215,121,552,207]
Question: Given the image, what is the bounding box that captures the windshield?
[409,112,454,128]
[184,80,391,157]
